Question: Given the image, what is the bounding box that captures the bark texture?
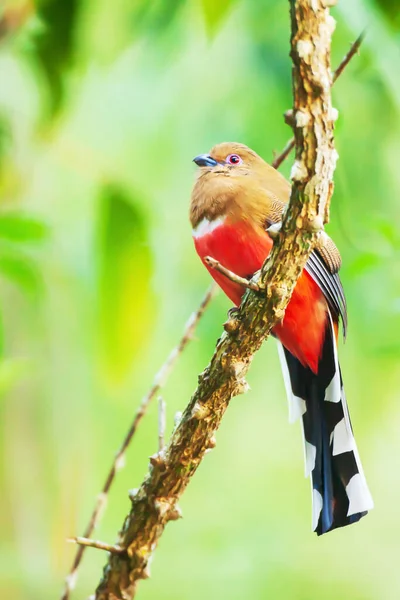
[95,2,337,597]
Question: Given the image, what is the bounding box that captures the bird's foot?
[223,307,240,334]
[227,306,239,319]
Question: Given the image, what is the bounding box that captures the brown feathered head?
[189,142,290,228]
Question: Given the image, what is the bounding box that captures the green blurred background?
[1,0,400,598]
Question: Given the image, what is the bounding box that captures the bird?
[189,142,373,535]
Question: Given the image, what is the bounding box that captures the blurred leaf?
[97,184,155,384]
[374,0,400,30]
[0,250,43,295]
[200,0,237,36]
[0,213,48,243]
[31,0,80,116]
[134,0,185,36]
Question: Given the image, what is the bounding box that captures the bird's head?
[192,142,264,176]
[190,142,289,228]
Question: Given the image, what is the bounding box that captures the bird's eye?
[226,154,242,165]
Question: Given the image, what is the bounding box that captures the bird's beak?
[193,154,218,168]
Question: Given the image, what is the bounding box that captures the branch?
[204,256,260,292]
[272,30,364,170]
[60,285,216,600]
[94,1,337,598]
[333,30,365,84]
[68,538,125,555]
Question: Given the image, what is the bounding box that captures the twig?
[158,397,166,453]
[60,285,216,600]
[94,1,337,597]
[204,256,260,292]
[272,30,365,170]
[68,538,125,555]
[272,138,295,170]
[333,30,365,84]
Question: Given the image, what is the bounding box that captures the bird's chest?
[192,217,273,305]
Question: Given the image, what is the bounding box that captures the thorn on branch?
[168,505,183,521]
[139,565,151,580]
[305,215,324,233]
[233,379,250,396]
[190,402,211,420]
[149,453,166,469]
[128,488,139,501]
[205,434,217,450]
[228,360,247,378]
[284,109,295,128]
[154,498,183,521]
[204,256,260,292]
[154,498,171,517]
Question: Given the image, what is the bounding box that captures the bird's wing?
[265,194,342,273]
[265,193,347,336]
[305,250,347,337]
[316,233,341,273]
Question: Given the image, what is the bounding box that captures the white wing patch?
[192,216,226,238]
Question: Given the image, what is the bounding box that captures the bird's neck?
[189,172,271,231]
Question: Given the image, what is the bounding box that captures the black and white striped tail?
[277,315,373,535]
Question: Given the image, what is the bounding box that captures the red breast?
[193,215,327,374]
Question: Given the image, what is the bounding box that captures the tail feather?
[277,315,373,535]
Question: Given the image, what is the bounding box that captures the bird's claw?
[227,307,239,319]
[224,307,240,334]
